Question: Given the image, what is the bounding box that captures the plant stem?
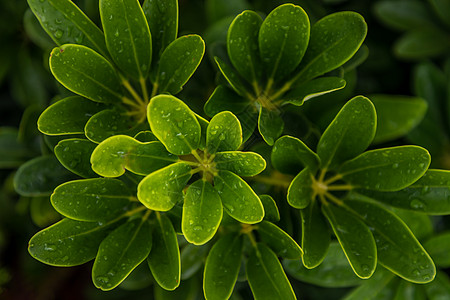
[324,173,343,185]
[151,82,159,98]
[325,192,344,206]
[122,78,145,105]
[251,175,290,188]
[327,184,353,191]
[140,77,149,104]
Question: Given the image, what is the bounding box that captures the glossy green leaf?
[424,232,450,268]
[340,146,430,191]
[85,109,142,144]
[51,178,132,221]
[287,167,313,209]
[134,131,157,142]
[27,0,108,56]
[393,209,433,240]
[156,35,205,94]
[148,214,180,291]
[14,156,77,197]
[429,0,450,27]
[214,151,266,177]
[317,96,376,170]
[272,135,320,175]
[344,199,436,283]
[258,106,284,146]
[49,44,123,103]
[236,108,258,143]
[425,271,450,300]
[395,29,450,60]
[0,128,34,168]
[38,97,105,135]
[247,243,296,300]
[358,170,450,214]
[284,77,346,106]
[30,196,60,228]
[182,180,222,245]
[204,234,243,300]
[322,203,376,279]
[28,218,124,266]
[148,95,201,155]
[284,242,362,288]
[100,0,152,80]
[143,0,178,64]
[343,269,397,300]
[24,8,58,50]
[300,199,331,268]
[227,10,262,85]
[342,44,369,72]
[195,113,209,151]
[138,162,192,211]
[214,170,264,223]
[93,218,152,291]
[215,56,252,97]
[259,4,309,82]
[393,280,426,300]
[180,244,210,280]
[294,12,367,83]
[371,94,427,144]
[91,135,177,177]
[257,221,302,259]
[204,85,250,117]
[207,111,242,153]
[260,195,280,222]
[55,138,97,178]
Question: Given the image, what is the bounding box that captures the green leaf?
[27,0,109,56]
[373,0,433,31]
[215,56,252,97]
[287,167,313,209]
[148,95,201,155]
[283,77,346,106]
[339,146,431,191]
[100,0,152,80]
[343,269,397,300]
[137,162,192,211]
[425,271,450,300]
[85,109,143,144]
[182,180,222,245]
[424,232,450,268]
[204,85,251,117]
[394,29,450,60]
[0,128,34,168]
[55,138,97,178]
[358,170,450,215]
[259,4,309,82]
[260,195,280,222]
[284,242,362,288]
[156,35,205,94]
[195,113,209,151]
[207,111,242,153]
[258,106,284,146]
[294,12,367,83]
[148,214,180,291]
[180,244,210,280]
[214,151,266,177]
[300,199,331,268]
[30,196,60,227]
[91,135,177,177]
[143,0,178,64]
[272,135,320,174]
[393,280,426,300]
[393,209,433,240]
[204,234,243,300]
[51,178,132,221]
[38,97,105,136]
[227,10,263,85]
[429,0,450,27]
[317,96,376,170]
[93,218,152,291]
[342,44,369,72]
[322,203,376,279]
[28,218,125,266]
[257,221,302,259]
[214,170,264,223]
[14,156,77,197]
[246,243,296,300]
[344,199,436,283]
[24,8,55,50]
[134,131,157,142]
[371,94,427,144]
[49,44,123,103]
[236,108,258,143]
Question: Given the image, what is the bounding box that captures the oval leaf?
[51,178,132,221]
[283,77,346,106]
[137,162,192,211]
[49,44,123,103]
[55,138,97,178]
[182,180,223,245]
[214,170,264,224]
[93,218,152,291]
[214,56,253,97]
[207,111,242,153]
[260,195,280,222]
[258,106,284,146]
[148,95,201,155]
[257,221,302,259]
[204,85,251,118]
[287,168,314,209]
[214,151,266,177]
[100,0,152,80]
[204,234,243,300]
[394,29,450,60]
[339,146,431,191]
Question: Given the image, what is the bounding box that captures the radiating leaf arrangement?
[18,1,450,299]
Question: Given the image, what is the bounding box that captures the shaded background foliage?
[1,0,449,299]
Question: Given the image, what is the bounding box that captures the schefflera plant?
[31,0,204,144]
[205,3,367,144]
[271,96,437,283]
[91,94,267,245]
